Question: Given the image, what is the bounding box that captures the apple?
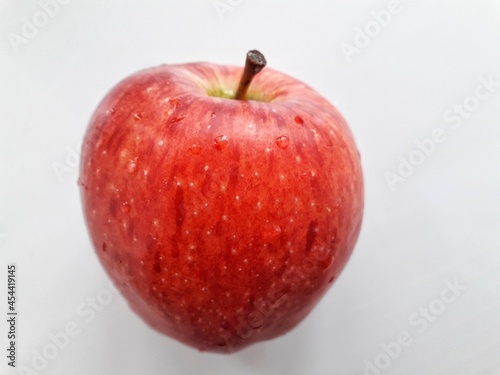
[79,50,363,353]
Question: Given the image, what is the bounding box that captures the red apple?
[79,51,363,353]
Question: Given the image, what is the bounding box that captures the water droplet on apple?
[110,108,115,115]
[320,254,335,270]
[170,114,187,123]
[78,179,88,191]
[102,243,107,252]
[275,135,289,150]
[328,276,335,283]
[261,224,282,243]
[127,158,138,173]
[121,201,130,214]
[210,112,216,118]
[169,98,180,108]
[133,112,143,121]
[215,340,226,347]
[294,116,304,125]
[214,135,228,151]
[188,144,201,155]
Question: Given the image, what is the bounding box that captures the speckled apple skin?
[79,62,363,353]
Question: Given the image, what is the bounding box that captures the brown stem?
[234,50,267,100]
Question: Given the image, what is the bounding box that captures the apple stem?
[234,50,267,100]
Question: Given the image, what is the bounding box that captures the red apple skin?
[79,62,363,353]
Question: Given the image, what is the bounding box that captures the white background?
[1,0,500,374]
